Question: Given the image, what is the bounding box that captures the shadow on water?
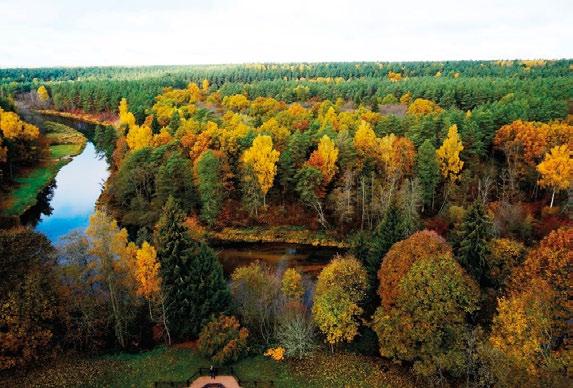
[20,181,56,227]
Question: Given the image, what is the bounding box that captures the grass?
[208,225,349,248]
[0,347,413,388]
[0,121,86,217]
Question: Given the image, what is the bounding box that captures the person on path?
[209,365,216,380]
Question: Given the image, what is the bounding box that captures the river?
[19,111,340,274]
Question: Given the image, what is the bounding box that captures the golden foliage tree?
[241,135,280,205]
[37,85,49,103]
[281,268,304,301]
[378,230,452,309]
[536,145,573,207]
[126,124,152,151]
[406,98,443,115]
[436,124,464,182]
[312,255,368,349]
[118,98,136,131]
[307,135,339,186]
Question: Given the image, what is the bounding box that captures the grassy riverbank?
[0,122,86,217]
[0,346,412,388]
[205,225,349,248]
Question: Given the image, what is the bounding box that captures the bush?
[197,315,249,365]
[275,302,316,359]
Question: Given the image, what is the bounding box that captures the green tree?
[154,198,230,340]
[372,254,479,378]
[156,153,196,213]
[415,139,440,211]
[312,255,368,350]
[455,200,495,285]
[197,150,224,226]
[295,165,327,228]
[168,110,181,134]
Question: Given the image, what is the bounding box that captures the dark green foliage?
[150,115,161,134]
[415,139,440,211]
[155,153,196,213]
[278,130,312,194]
[196,150,224,226]
[154,198,230,340]
[455,201,495,285]
[93,125,117,163]
[363,203,407,309]
[168,110,180,134]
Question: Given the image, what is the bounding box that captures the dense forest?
[0,60,571,387]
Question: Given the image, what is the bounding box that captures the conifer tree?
[416,139,440,210]
[197,150,224,225]
[154,197,230,340]
[455,200,494,285]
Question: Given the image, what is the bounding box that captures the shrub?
[197,315,249,365]
[276,302,316,359]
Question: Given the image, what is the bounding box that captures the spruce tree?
[415,139,440,211]
[196,150,223,225]
[363,202,406,311]
[455,200,494,285]
[154,197,230,340]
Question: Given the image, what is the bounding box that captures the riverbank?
[206,226,349,248]
[0,121,87,218]
[35,108,116,127]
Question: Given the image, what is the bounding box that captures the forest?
[0,60,571,387]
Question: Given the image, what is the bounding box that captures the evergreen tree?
[415,139,440,211]
[197,150,224,226]
[455,200,494,285]
[363,202,406,311]
[154,197,230,340]
[156,153,196,213]
[168,110,181,134]
[151,115,161,135]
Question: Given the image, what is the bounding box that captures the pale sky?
[0,0,571,68]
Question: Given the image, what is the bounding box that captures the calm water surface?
[20,113,338,270]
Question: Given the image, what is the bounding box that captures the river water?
[19,112,339,274]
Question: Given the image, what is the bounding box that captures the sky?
[1,0,571,68]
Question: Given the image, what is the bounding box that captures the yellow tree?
[353,120,378,158]
[281,268,304,301]
[307,135,339,186]
[312,255,368,350]
[201,79,210,93]
[126,124,152,151]
[536,145,573,207]
[436,124,464,183]
[86,210,136,348]
[37,85,49,103]
[135,241,171,344]
[406,98,443,116]
[242,135,280,206]
[118,98,136,132]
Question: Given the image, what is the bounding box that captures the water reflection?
[215,242,343,277]
[23,142,109,242]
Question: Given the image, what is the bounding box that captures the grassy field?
[0,121,86,217]
[0,347,413,388]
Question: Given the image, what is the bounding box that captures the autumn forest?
[0,60,571,387]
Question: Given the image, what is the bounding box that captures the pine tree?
[197,150,224,225]
[455,200,494,285]
[363,203,406,311]
[168,111,181,134]
[415,139,440,211]
[154,197,230,340]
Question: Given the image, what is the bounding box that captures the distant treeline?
[1,60,571,121]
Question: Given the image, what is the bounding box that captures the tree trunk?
[550,188,555,208]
